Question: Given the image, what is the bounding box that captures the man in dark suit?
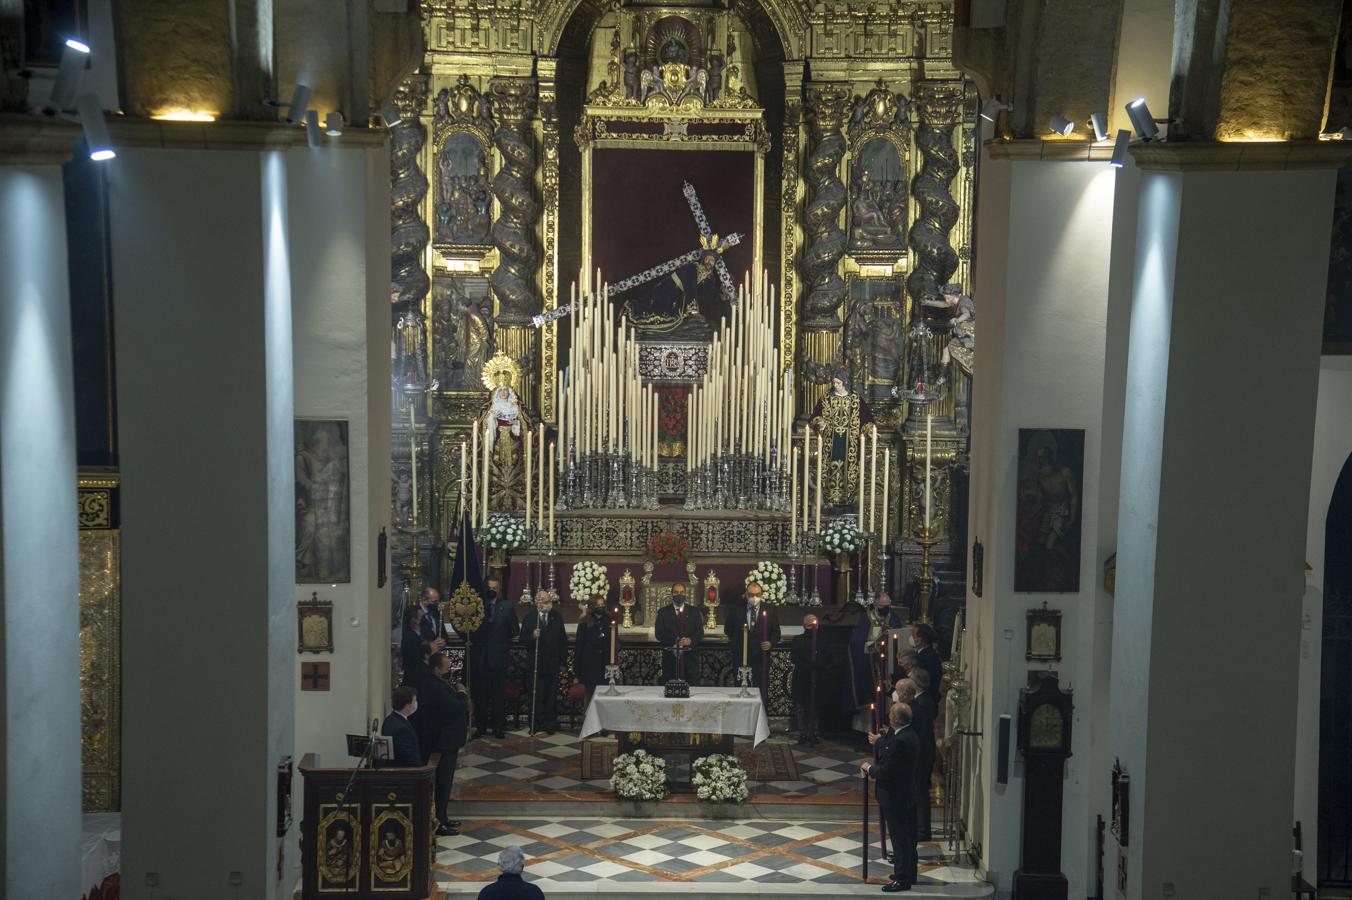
[381,686,423,767]
[419,653,468,835]
[475,846,545,900]
[723,583,781,704]
[471,577,501,738]
[790,614,825,747]
[911,623,943,699]
[908,667,939,840]
[418,587,444,643]
[574,595,612,706]
[863,703,918,892]
[400,605,431,687]
[481,583,519,738]
[655,583,704,684]
[521,590,566,733]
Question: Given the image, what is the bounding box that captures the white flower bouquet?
[820,519,863,553]
[610,749,668,801]
[691,753,749,804]
[569,560,609,603]
[484,514,526,550]
[744,561,787,604]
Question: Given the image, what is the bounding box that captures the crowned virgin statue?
[480,354,532,511]
[809,371,876,509]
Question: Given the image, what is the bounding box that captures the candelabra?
[785,537,800,605]
[603,664,621,695]
[918,525,934,624]
[808,529,822,607]
[736,666,753,698]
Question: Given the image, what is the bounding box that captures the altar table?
[580,685,771,746]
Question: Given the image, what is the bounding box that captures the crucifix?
[608,180,744,303]
[300,662,330,691]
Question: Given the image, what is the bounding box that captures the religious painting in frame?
[843,275,906,400]
[431,274,493,392]
[369,806,415,892]
[295,419,351,583]
[298,592,334,653]
[1025,602,1062,662]
[1013,428,1084,593]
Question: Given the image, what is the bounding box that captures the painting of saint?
[848,138,907,252]
[295,420,351,583]
[1014,429,1084,592]
[434,132,491,245]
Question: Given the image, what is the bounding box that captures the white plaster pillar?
[0,163,82,900]
[964,143,1130,898]
[1111,144,1348,898]
[111,147,296,900]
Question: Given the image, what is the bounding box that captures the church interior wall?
[1297,354,1352,881]
[1108,0,1174,137]
[965,152,1119,897]
[0,164,82,900]
[111,147,297,899]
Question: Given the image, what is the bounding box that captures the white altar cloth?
[580,686,771,746]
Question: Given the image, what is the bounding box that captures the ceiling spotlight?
[47,40,90,113]
[76,94,115,161]
[377,104,402,128]
[1049,115,1074,137]
[325,111,344,137]
[980,98,1011,122]
[1125,97,1159,141]
[1089,112,1109,141]
[1109,129,1131,166]
[305,109,322,148]
[285,84,312,124]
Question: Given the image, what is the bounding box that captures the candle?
[882,449,890,549]
[548,442,556,544]
[790,446,799,544]
[470,422,479,528]
[525,426,532,531]
[410,400,419,523]
[858,433,866,530]
[742,619,749,667]
[483,420,492,528]
[869,427,878,533]
[924,414,932,531]
[609,609,617,665]
[802,424,810,532]
[814,432,823,532]
[538,425,545,529]
[459,440,467,519]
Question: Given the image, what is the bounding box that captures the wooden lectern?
[299,752,437,899]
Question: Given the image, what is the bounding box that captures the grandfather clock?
[1012,672,1073,900]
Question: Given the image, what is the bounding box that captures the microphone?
[370,718,379,735]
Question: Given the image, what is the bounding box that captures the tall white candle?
[410,400,419,523]
[525,426,532,531]
[924,414,932,531]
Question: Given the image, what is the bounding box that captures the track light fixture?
[305,109,322,148]
[285,84,312,124]
[1048,115,1074,137]
[47,38,91,113]
[76,94,115,161]
[1125,97,1159,141]
[1109,129,1131,167]
[1089,112,1109,142]
[325,112,344,137]
[980,98,1011,122]
[377,105,402,128]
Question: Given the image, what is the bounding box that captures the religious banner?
[295,419,351,583]
[1014,428,1084,593]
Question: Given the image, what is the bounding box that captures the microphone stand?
[339,717,381,895]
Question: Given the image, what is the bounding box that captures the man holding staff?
[521,590,566,734]
[723,582,781,705]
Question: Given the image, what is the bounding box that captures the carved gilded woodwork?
[800,82,850,329]
[79,471,121,812]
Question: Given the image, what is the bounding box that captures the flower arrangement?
[610,749,668,801]
[644,530,691,565]
[484,514,526,550]
[691,753,749,804]
[820,519,863,553]
[744,561,787,604]
[569,560,609,603]
[656,386,687,443]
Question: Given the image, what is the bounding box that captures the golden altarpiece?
[389,0,978,718]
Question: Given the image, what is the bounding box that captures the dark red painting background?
[590,148,755,297]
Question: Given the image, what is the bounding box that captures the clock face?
[1030,622,1057,656]
[1030,703,1063,749]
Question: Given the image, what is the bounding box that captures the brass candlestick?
[918,525,934,624]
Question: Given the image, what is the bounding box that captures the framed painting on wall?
[1014,428,1084,593]
[295,419,351,583]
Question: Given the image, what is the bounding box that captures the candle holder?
[808,529,822,607]
[786,537,800,605]
[736,666,754,698]
[603,664,622,695]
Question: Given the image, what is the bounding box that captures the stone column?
[489,76,540,408]
[111,143,297,899]
[1111,142,1349,898]
[962,140,1130,899]
[0,144,81,900]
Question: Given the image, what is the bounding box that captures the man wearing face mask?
[849,592,904,735]
[575,595,613,705]
[521,590,567,733]
[480,578,520,739]
[382,686,423,767]
[471,576,502,739]
[724,582,781,704]
[790,614,824,747]
[655,583,704,684]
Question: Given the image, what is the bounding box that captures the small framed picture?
[1025,602,1062,662]
[298,592,334,654]
[1111,759,1130,847]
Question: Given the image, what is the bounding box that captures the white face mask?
[410,701,418,715]
[539,605,552,615]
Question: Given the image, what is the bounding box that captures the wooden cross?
[301,662,330,691]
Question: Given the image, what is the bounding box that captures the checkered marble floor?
[456,728,870,805]
[432,817,991,897]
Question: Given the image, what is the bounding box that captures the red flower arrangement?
[657,387,688,442]
[645,530,691,565]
